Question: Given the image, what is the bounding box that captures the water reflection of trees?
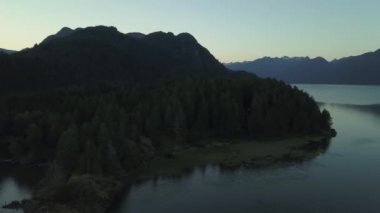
[110,138,332,213]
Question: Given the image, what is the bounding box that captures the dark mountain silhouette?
[0,48,16,55]
[226,50,380,85]
[0,26,226,91]
[41,27,83,43]
[126,32,146,39]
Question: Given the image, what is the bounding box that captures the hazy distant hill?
[226,50,380,85]
[0,48,16,55]
[0,26,226,90]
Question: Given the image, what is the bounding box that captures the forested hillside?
[0,26,333,172]
[0,26,225,91]
[0,26,334,212]
[0,27,338,212]
[0,74,332,175]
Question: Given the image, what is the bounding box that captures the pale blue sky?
[1,0,380,62]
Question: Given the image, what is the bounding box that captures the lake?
[0,165,44,213]
[113,84,380,213]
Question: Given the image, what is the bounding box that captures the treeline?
[0,75,332,176]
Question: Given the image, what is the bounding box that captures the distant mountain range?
[0,48,16,54]
[4,25,378,88]
[226,50,380,85]
[0,26,226,91]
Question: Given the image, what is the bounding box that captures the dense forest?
[0,26,333,212]
[0,74,332,177]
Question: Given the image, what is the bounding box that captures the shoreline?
[141,133,333,179]
[4,132,335,213]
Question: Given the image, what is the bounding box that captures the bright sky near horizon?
[1,0,380,62]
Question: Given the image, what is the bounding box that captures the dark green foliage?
[56,126,80,173]
[26,123,43,159]
[0,74,333,175]
[0,26,333,177]
[8,136,25,159]
[321,109,333,130]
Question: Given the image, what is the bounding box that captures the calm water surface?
[295,84,380,105]
[0,165,43,213]
[114,84,380,213]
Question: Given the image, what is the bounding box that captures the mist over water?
[114,84,380,213]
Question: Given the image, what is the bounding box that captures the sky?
[1,0,380,62]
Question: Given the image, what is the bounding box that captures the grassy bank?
[21,175,124,213]
[144,134,332,178]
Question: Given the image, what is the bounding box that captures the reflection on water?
[0,165,44,213]
[113,141,331,213]
[0,178,31,213]
[114,84,380,213]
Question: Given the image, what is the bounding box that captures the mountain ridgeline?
[0,26,225,91]
[0,25,333,165]
[0,26,333,212]
[226,50,380,85]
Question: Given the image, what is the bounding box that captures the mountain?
[41,27,83,43]
[0,26,226,91]
[0,26,335,212]
[226,50,380,85]
[0,48,16,55]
